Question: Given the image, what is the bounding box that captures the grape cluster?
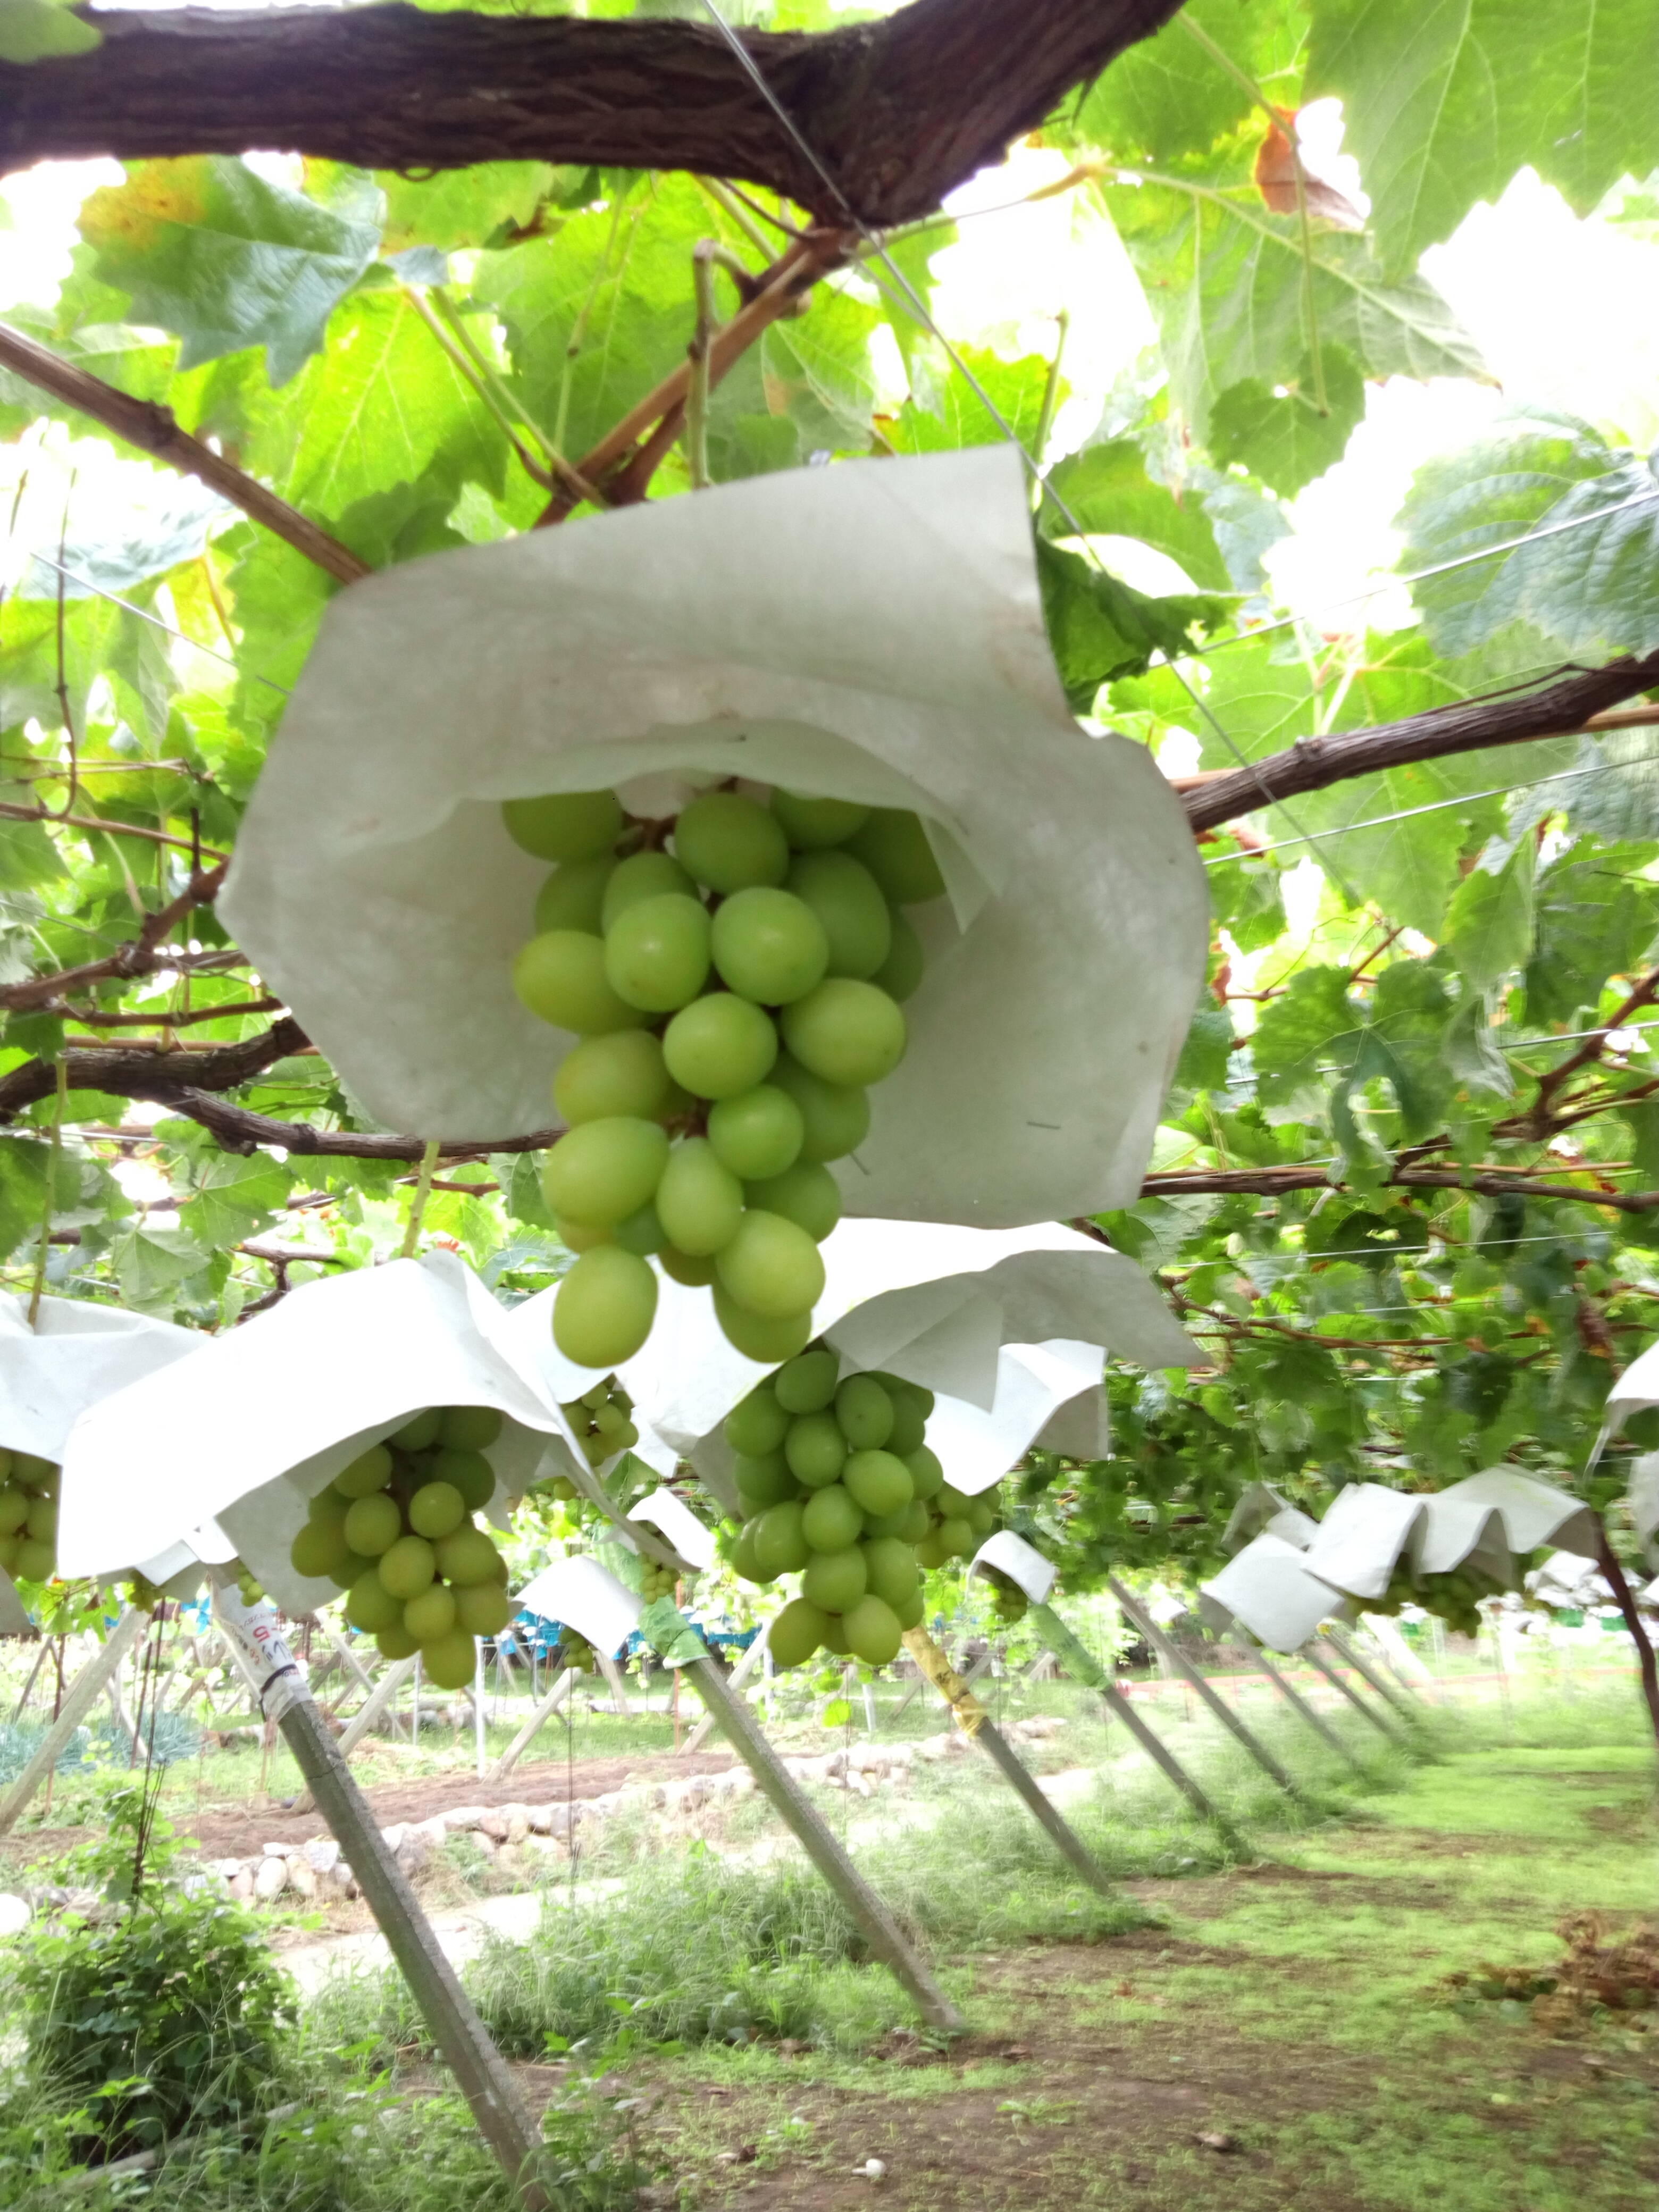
[979,1561,1028,1626]
[557,1627,600,1675]
[916,1481,1000,1570]
[560,1378,639,1468]
[638,1559,680,1603]
[0,1449,59,1583]
[1369,1558,1507,1640]
[719,1347,945,1671]
[505,784,942,1370]
[289,1405,514,1687]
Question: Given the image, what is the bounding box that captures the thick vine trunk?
[0,0,1184,226]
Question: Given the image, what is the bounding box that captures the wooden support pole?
[492,1662,575,1780]
[891,1641,992,1725]
[0,1608,149,1836]
[596,1648,630,1711]
[902,1627,1117,1898]
[211,1579,548,2208]
[317,1612,376,1697]
[1360,1613,1439,1694]
[680,1623,767,1756]
[1302,1640,1408,1743]
[1245,1647,1367,1772]
[681,1645,965,2035]
[1327,1627,1425,1724]
[1107,1577,1311,1807]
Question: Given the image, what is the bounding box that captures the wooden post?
[210,1579,548,2208]
[1025,1601,1244,1845]
[680,1623,767,1756]
[597,1649,630,1711]
[1245,1646,1366,1772]
[492,1663,574,1780]
[317,1612,376,1697]
[1302,1640,1407,1743]
[681,1645,965,2035]
[1107,1577,1310,1807]
[1328,1627,1425,1724]
[902,1627,1117,1897]
[0,1609,150,1836]
[891,1643,992,1725]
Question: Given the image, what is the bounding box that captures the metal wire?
[19,548,291,698]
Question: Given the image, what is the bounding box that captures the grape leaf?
[0,1136,49,1262]
[1307,0,1659,271]
[1526,843,1659,1024]
[1444,839,1536,990]
[1043,438,1230,589]
[379,163,558,252]
[1398,411,1659,659]
[890,343,1051,454]
[1210,343,1367,496]
[1036,538,1229,708]
[1062,0,1306,165]
[0,0,100,62]
[14,480,229,601]
[79,158,380,386]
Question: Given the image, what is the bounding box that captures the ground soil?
[0,1744,738,1868]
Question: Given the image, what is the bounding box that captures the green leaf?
[79,158,380,386]
[760,287,881,454]
[0,1136,49,1262]
[1308,0,1659,270]
[1551,727,1659,842]
[0,0,100,62]
[1036,537,1228,709]
[1251,966,1356,1114]
[1397,412,1659,660]
[16,480,228,602]
[1110,178,1486,436]
[178,1152,294,1252]
[1062,0,1305,166]
[1043,438,1230,589]
[1173,1004,1236,1093]
[1444,839,1536,990]
[891,342,1052,455]
[638,1597,707,1667]
[1525,842,1659,1025]
[380,164,557,253]
[1210,343,1367,497]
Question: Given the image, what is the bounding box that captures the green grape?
[604,892,711,1012]
[785,1411,846,1488]
[534,852,615,935]
[872,910,925,1002]
[936,1514,974,1559]
[884,1392,927,1456]
[768,1055,869,1163]
[333,1444,393,1499]
[842,1594,903,1666]
[431,1447,493,1511]
[308,1486,350,1530]
[752,1499,810,1578]
[743,1161,842,1243]
[455,1582,514,1636]
[861,1504,910,1539]
[656,1137,743,1255]
[835,1373,894,1449]
[801,1484,864,1552]
[613,1202,667,1255]
[343,1494,401,1558]
[820,1612,853,1657]
[771,790,870,849]
[290,1520,349,1581]
[12,1454,57,1491]
[862,1536,918,1608]
[661,1245,718,1286]
[734,1452,796,1510]
[662,993,778,1100]
[916,1527,949,1570]
[556,1216,614,1254]
[768,1596,831,1668]
[404,1583,457,1641]
[434,1524,501,1586]
[803,1546,867,1612]
[898,1498,931,1543]
[709,886,830,1006]
[715,1209,826,1319]
[844,1449,912,1518]
[724,1384,790,1457]
[23,1496,56,1543]
[937,1484,971,1518]
[774,1348,840,1414]
[782,978,906,1087]
[554,1031,672,1126]
[673,791,789,892]
[708,1085,805,1180]
[408,1480,466,1540]
[542,1116,669,1226]
[13,1538,55,1580]
[601,849,697,928]
[380,1534,437,1601]
[968,1497,996,1537]
[554,1245,659,1367]
[422,1628,480,1690]
[392,1409,442,1452]
[440,1406,502,1451]
[847,809,945,903]
[904,1445,944,1500]
[732,1520,774,1585]
[785,851,891,978]
[0,1532,19,1574]
[892,1586,926,1631]
[0,1486,27,1535]
[712,1286,814,1363]
[502,790,623,862]
[514,930,646,1035]
[346,1569,403,1635]
[378,1623,420,1662]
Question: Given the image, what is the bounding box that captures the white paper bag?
[971,1529,1057,1606]
[1631,1453,1659,1569]
[1301,1483,1427,1601]
[1431,1466,1599,1559]
[1,1293,199,1629]
[221,447,1207,1225]
[1412,1492,1513,1583]
[629,1488,717,1573]
[1601,1337,1659,1429]
[1202,1532,1350,1653]
[57,1253,582,1614]
[515,1555,643,1654]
